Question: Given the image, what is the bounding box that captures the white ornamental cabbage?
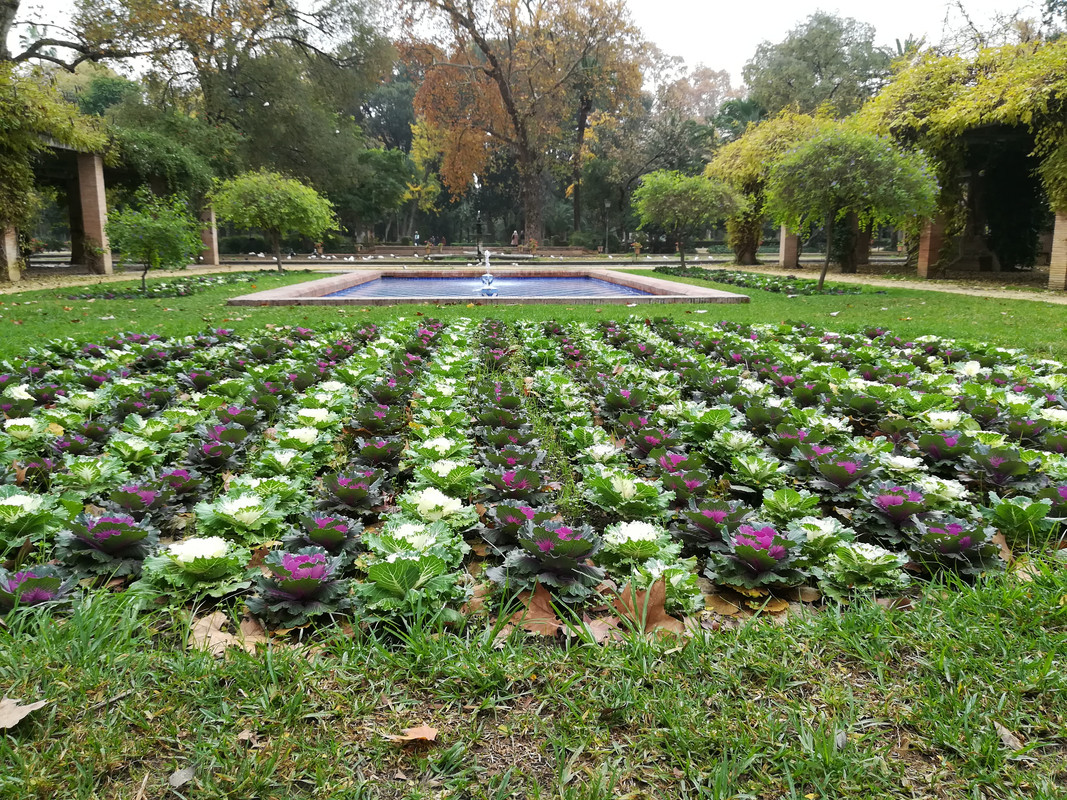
[219,495,267,526]
[3,385,33,401]
[169,536,229,563]
[925,411,963,431]
[4,417,39,441]
[411,488,462,521]
[603,520,661,547]
[0,493,45,519]
[285,427,320,446]
[1039,407,1067,428]
[880,454,925,472]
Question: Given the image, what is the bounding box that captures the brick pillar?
[199,207,220,266]
[1,226,20,282]
[76,152,112,275]
[779,225,800,269]
[1050,212,1067,291]
[917,216,946,279]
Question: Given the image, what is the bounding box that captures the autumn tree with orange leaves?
[402,0,641,243]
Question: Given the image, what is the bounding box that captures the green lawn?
[2,269,1066,799]
[3,268,1067,361]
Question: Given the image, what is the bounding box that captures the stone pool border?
[227,268,749,306]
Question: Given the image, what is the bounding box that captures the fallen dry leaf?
[0,697,48,729]
[613,579,685,635]
[704,593,742,616]
[188,611,266,656]
[384,725,438,743]
[760,598,791,614]
[994,721,1024,751]
[462,582,492,615]
[509,583,562,636]
[168,766,195,789]
[991,532,1013,564]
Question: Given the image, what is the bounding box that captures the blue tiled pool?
[324,276,651,299]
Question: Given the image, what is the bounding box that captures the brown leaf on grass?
[784,586,822,603]
[509,583,562,636]
[470,541,489,557]
[0,697,48,729]
[491,623,515,649]
[760,598,790,614]
[991,532,1013,564]
[704,593,742,616]
[1012,557,1040,583]
[612,579,685,635]
[875,596,914,611]
[188,611,266,657]
[582,615,622,644]
[384,725,438,743]
[993,721,1024,751]
[462,582,492,615]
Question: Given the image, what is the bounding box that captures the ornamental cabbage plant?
[0,487,70,553]
[0,565,74,612]
[599,521,681,570]
[908,518,1003,576]
[705,523,806,589]
[56,513,159,577]
[815,542,910,601]
[363,519,469,566]
[247,547,353,627]
[398,488,478,530]
[582,468,674,521]
[195,493,285,544]
[284,513,363,559]
[134,536,251,601]
[354,552,463,624]
[486,520,605,603]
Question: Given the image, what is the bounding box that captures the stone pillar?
[779,225,800,269]
[1,226,20,282]
[1050,212,1067,291]
[68,180,85,266]
[855,225,872,266]
[917,216,946,279]
[76,152,112,275]
[199,207,220,266]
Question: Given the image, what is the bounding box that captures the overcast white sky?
[10,0,1043,87]
[625,0,1042,83]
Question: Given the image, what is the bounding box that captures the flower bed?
[2,316,1064,635]
[62,270,311,300]
[654,265,871,296]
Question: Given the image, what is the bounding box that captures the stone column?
[1050,212,1067,291]
[76,152,112,275]
[1,226,20,282]
[779,225,800,269]
[916,216,946,279]
[199,207,220,266]
[68,179,85,266]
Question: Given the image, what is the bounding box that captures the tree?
[742,12,892,117]
[713,98,766,144]
[105,190,203,291]
[706,111,831,264]
[764,127,937,289]
[0,64,105,230]
[403,0,641,244]
[632,171,741,268]
[211,171,336,270]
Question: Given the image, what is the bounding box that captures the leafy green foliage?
[210,170,336,267]
[632,170,741,267]
[105,190,204,290]
[765,126,938,287]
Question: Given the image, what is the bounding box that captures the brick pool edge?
[226,268,749,306]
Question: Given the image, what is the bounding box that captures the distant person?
[414,231,420,246]
[511,230,519,246]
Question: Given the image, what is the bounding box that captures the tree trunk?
[839,212,859,274]
[818,214,834,291]
[572,95,593,233]
[141,264,149,292]
[678,237,686,268]
[0,1,18,61]
[269,231,283,273]
[727,209,763,265]
[519,158,544,247]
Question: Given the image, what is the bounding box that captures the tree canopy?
[632,170,741,267]
[211,171,336,269]
[743,12,892,118]
[765,127,938,287]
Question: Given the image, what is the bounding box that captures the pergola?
[0,141,220,282]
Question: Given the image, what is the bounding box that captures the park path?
[3,259,1067,305]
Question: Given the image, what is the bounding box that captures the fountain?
[479,250,498,296]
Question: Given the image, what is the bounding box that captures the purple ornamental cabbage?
[285,513,363,556]
[908,517,1002,576]
[675,499,751,551]
[246,547,352,626]
[0,566,73,611]
[56,513,159,577]
[705,523,806,589]
[109,483,174,519]
[869,484,928,525]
